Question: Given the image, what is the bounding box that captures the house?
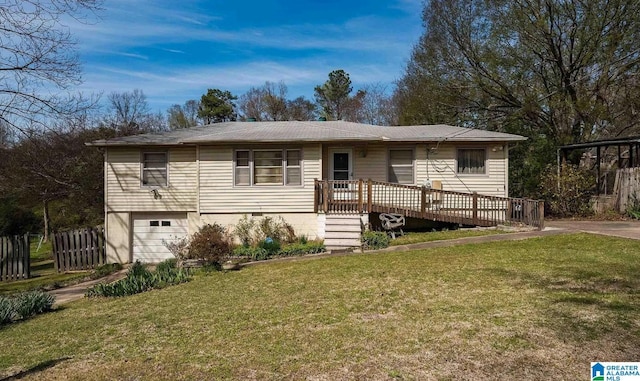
[89,121,527,263]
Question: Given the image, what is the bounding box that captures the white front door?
[132,214,188,263]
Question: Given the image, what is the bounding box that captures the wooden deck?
[314,179,545,229]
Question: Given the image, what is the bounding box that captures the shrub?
[86,259,190,298]
[186,223,233,264]
[0,297,16,325]
[233,240,325,260]
[0,291,55,326]
[362,231,390,250]
[538,164,595,217]
[91,263,123,279]
[129,260,152,278]
[11,291,55,319]
[234,215,257,246]
[162,236,190,259]
[258,238,281,254]
[278,241,325,256]
[232,245,269,261]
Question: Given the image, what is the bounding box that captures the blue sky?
[69,0,424,113]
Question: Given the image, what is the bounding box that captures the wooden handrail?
[313,179,545,229]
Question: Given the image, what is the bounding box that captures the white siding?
[199,144,321,213]
[353,144,388,182]
[417,143,507,197]
[346,143,507,197]
[106,147,197,212]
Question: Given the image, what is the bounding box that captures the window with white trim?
[234,149,302,186]
[141,152,167,187]
[235,150,251,186]
[457,148,486,174]
[388,148,414,184]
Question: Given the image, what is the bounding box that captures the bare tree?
[357,83,398,125]
[238,81,289,121]
[238,86,267,121]
[105,89,165,133]
[168,99,201,129]
[0,0,101,133]
[286,96,317,121]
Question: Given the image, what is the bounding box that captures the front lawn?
[1,233,638,380]
[389,228,507,246]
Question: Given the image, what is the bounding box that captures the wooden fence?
[0,234,30,281]
[614,167,640,213]
[314,179,545,229]
[52,227,106,272]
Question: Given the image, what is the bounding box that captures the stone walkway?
[49,269,127,307]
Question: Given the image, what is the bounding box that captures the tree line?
[167,70,397,128]
[3,0,640,236]
[0,71,396,239]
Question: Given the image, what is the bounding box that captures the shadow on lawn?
[483,266,640,343]
[0,357,71,381]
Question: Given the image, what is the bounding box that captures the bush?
[91,263,123,279]
[0,297,16,325]
[279,241,326,256]
[538,164,595,217]
[232,245,269,261]
[186,223,233,264]
[234,215,257,246]
[258,238,281,254]
[362,230,390,250]
[234,215,296,246]
[12,291,56,319]
[258,216,296,244]
[232,240,325,260]
[86,259,190,298]
[0,291,55,326]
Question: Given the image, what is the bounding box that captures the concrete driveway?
[546,220,640,240]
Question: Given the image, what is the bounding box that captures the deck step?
[324,214,362,251]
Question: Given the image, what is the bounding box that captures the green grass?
[0,239,89,296]
[0,233,638,380]
[389,228,507,246]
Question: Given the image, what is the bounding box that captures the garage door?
[132,214,188,263]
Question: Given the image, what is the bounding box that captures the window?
[286,150,301,185]
[457,148,486,174]
[234,149,302,186]
[235,150,250,186]
[388,149,414,184]
[254,150,284,184]
[142,152,167,187]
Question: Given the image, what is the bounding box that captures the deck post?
[537,201,545,230]
[358,179,364,213]
[322,180,329,213]
[313,179,319,213]
[472,192,478,225]
[367,179,373,213]
[420,186,427,218]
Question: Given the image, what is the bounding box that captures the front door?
[329,149,353,181]
[329,149,353,202]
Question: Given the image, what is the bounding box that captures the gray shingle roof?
[88,121,526,146]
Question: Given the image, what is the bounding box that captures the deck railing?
[314,179,545,229]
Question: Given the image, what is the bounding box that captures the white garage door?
[132,214,188,263]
